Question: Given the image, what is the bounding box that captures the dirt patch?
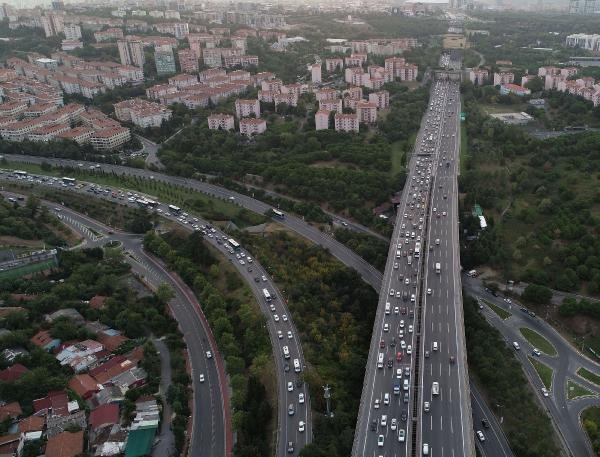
[0,236,44,248]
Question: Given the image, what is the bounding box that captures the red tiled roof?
[0,402,22,421]
[69,374,99,399]
[89,403,119,431]
[0,363,29,382]
[30,330,55,348]
[45,431,84,457]
[33,390,68,417]
[18,415,45,433]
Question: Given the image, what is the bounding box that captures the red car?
[401,307,407,315]
[380,339,385,349]
[396,351,403,362]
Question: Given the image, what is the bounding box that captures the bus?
[272,209,285,219]
[62,177,76,185]
[168,204,181,214]
[263,288,272,301]
[13,170,27,177]
[227,238,240,250]
[414,242,421,258]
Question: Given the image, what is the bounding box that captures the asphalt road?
[0,173,312,456]
[2,153,384,291]
[465,278,600,457]
[352,80,474,457]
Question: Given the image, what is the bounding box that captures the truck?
[435,262,441,274]
[393,379,401,395]
[396,249,401,259]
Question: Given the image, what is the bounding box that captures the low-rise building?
[499,83,531,96]
[90,126,131,151]
[114,99,172,128]
[239,117,266,136]
[208,114,235,131]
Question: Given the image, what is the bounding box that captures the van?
[283,346,290,359]
[396,250,401,258]
[432,382,439,396]
[293,358,301,373]
[435,263,441,274]
[377,353,384,369]
[385,302,391,315]
[512,342,520,351]
[432,341,438,352]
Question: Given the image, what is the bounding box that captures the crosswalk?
[59,214,104,242]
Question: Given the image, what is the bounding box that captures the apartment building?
[239,118,266,136]
[199,68,227,82]
[325,58,344,73]
[261,78,282,93]
[117,38,144,68]
[168,74,198,89]
[207,114,235,131]
[28,122,70,142]
[235,99,260,118]
[566,33,600,51]
[155,47,176,76]
[468,68,488,86]
[315,110,330,130]
[345,54,367,67]
[315,88,339,102]
[308,63,322,84]
[345,67,366,86]
[368,90,390,109]
[493,72,514,86]
[114,99,172,128]
[57,126,95,145]
[146,84,178,100]
[356,101,378,124]
[334,113,359,133]
[223,55,259,68]
[90,126,131,151]
[384,58,418,81]
[319,99,343,113]
[499,84,531,97]
[274,92,298,108]
[178,49,199,74]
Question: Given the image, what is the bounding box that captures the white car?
[400,320,405,328]
[273,314,280,322]
[287,331,293,339]
[427,288,432,295]
[424,401,430,412]
[396,368,402,379]
[384,393,390,405]
[383,323,389,333]
[282,314,288,322]
[398,429,406,442]
[476,430,485,442]
[408,325,413,333]
[541,387,549,397]
[299,421,305,433]
[287,382,293,392]
[206,351,212,359]
[390,289,395,296]
[277,330,283,339]
[199,374,205,383]
[378,434,384,447]
[374,398,380,409]
[380,415,387,426]
[407,345,412,355]
[270,304,276,312]
[390,418,397,431]
[400,340,407,349]
[299,393,305,404]
[394,263,399,269]
[423,443,430,455]
[394,306,399,315]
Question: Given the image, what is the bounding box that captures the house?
[91,386,125,407]
[89,295,108,310]
[69,374,100,399]
[92,424,127,456]
[89,403,119,432]
[45,308,85,325]
[2,347,29,363]
[124,397,159,457]
[45,430,84,457]
[18,415,45,433]
[0,433,20,455]
[33,390,69,418]
[0,402,22,421]
[46,410,86,437]
[30,330,60,352]
[56,339,104,372]
[97,330,128,353]
[0,363,29,382]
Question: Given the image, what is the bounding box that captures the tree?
[522,284,553,304]
[156,283,174,304]
[525,76,544,93]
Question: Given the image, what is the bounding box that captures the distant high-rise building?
[41,12,65,37]
[118,38,145,68]
[155,46,176,75]
[569,0,599,13]
[309,63,322,84]
[63,24,82,41]
[51,1,64,10]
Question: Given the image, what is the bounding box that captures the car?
[287,331,293,339]
[532,348,541,356]
[390,289,395,296]
[403,392,409,403]
[287,382,293,392]
[298,393,305,404]
[423,443,430,455]
[377,435,384,447]
[398,429,406,442]
[541,387,549,397]
[387,359,393,368]
[254,277,260,283]
[427,288,432,295]
[400,340,407,350]
[288,404,295,416]
[206,351,212,359]
[408,325,413,333]
[274,314,280,322]
[396,291,401,298]
[270,304,276,312]
[407,345,412,355]
[380,339,385,349]
[284,364,290,372]
[394,262,399,269]
[396,368,402,378]
[481,419,490,428]
[374,398,380,409]
[401,307,407,315]
[425,350,430,358]
[394,306,399,315]
[261,275,267,282]
[287,441,294,453]
[405,278,410,285]
[396,351,403,362]
[424,401,430,412]
[371,420,377,431]
[443,211,447,216]
[277,331,283,339]
[400,320,405,328]
[380,414,387,426]
[199,373,205,383]
[476,430,485,442]
[391,418,397,431]
[383,323,389,333]
[282,314,288,322]
[299,421,305,433]
[401,411,408,422]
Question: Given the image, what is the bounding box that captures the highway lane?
[418,81,473,457]
[466,282,600,457]
[1,191,228,457]
[352,79,473,457]
[0,172,312,456]
[3,153,385,290]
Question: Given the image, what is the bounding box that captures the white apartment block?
[315,110,330,130]
[239,117,266,136]
[223,55,259,68]
[208,114,235,131]
[319,99,343,112]
[493,72,514,86]
[63,24,82,41]
[308,63,322,84]
[468,68,488,86]
[118,39,144,68]
[343,86,363,101]
[114,99,172,128]
[235,99,260,119]
[356,101,378,124]
[90,126,131,151]
[368,90,390,109]
[261,79,282,93]
[94,28,124,43]
[274,92,299,108]
[345,54,367,67]
[315,89,340,102]
[345,67,366,86]
[325,58,344,72]
[334,113,359,133]
[384,58,419,81]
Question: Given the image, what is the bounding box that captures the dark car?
[387,359,393,368]
[482,419,490,429]
[401,411,408,422]
[287,441,294,453]
[371,420,377,431]
[254,277,260,283]
[284,364,290,372]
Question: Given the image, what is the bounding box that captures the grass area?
[567,379,593,400]
[577,367,600,387]
[582,406,600,455]
[483,299,512,319]
[390,140,407,176]
[520,327,557,356]
[0,258,58,281]
[528,356,553,389]
[3,161,267,229]
[480,103,528,114]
